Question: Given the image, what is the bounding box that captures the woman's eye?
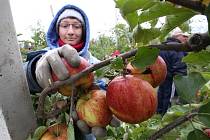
[63,25,69,28]
[73,25,81,29]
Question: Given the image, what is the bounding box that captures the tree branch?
[166,0,206,14]
[150,32,210,52]
[148,109,198,140]
[36,32,210,119]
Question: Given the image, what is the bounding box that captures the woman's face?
[175,34,188,43]
[58,18,83,46]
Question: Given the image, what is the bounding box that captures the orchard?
[24,0,210,140]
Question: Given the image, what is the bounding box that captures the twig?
[148,109,198,140]
[69,86,76,124]
[166,0,206,14]
[150,32,210,52]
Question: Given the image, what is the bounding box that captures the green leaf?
[174,72,207,103]
[114,0,125,9]
[161,129,181,140]
[124,12,139,30]
[32,126,47,140]
[201,72,210,81]
[110,57,124,70]
[200,80,210,95]
[204,4,210,35]
[67,123,75,140]
[121,0,152,15]
[64,112,70,124]
[160,12,196,39]
[198,101,210,127]
[95,68,105,78]
[162,105,194,126]
[138,2,195,24]
[179,21,191,32]
[132,27,161,44]
[131,47,159,69]
[183,51,210,66]
[141,0,157,11]
[149,19,159,28]
[187,129,210,140]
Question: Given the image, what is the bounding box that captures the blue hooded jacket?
[47,5,90,59]
[24,4,99,93]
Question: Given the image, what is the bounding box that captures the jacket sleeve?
[24,50,47,94]
[171,52,188,76]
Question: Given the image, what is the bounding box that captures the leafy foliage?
[115,0,197,44]
[30,22,47,50]
[89,24,133,60]
[19,22,47,62]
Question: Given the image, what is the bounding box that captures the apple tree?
[103,0,210,139]
[27,0,210,140]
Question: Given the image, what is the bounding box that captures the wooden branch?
[36,32,210,119]
[150,32,210,52]
[69,86,76,124]
[36,49,138,118]
[148,109,198,140]
[166,0,206,14]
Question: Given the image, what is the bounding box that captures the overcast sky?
[9,0,208,40]
[9,0,125,40]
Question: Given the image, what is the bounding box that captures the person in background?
[24,4,119,140]
[157,30,189,115]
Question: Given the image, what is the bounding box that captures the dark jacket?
[157,37,188,115]
[24,4,99,140]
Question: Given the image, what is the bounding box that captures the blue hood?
[46,5,90,57]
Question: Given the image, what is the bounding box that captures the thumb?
[91,126,107,138]
[109,115,121,127]
[76,120,91,134]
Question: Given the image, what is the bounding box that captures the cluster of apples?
[106,56,167,124]
[40,56,167,139]
[51,56,113,126]
[41,57,113,139]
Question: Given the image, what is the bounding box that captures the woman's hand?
[35,44,81,88]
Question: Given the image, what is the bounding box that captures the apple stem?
[122,58,128,77]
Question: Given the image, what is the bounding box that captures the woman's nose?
[67,26,74,34]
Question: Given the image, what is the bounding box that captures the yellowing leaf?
[202,0,210,6]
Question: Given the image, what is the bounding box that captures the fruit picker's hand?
[35,44,81,89]
[91,116,121,138]
[72,111,121,138]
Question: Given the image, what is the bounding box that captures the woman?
[25,4,104,140]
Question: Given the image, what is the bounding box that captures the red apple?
[40,123,67,140]
[76,90,113,127]
[204,128,210,137]
[126,56,167,87]
[52,57,94,96]
[106,75,157,124]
